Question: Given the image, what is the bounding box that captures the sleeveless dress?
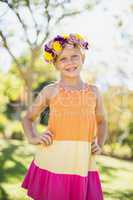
[21,82,104,200]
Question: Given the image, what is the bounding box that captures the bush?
[8,121,24,140]
[0,114,8,137]
[122,122,133,158]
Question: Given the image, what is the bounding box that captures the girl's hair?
[43,33,89,64]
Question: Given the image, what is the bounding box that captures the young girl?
[21,33,108,200]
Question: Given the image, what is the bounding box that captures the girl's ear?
[54,62,59,71]
[82,53,85,64]
[53,57,60,70]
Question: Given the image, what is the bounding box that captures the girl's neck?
[59,76,84,88]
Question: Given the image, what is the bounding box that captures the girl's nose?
[66,58,74,65]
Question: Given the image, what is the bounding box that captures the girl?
[21,33,108,200]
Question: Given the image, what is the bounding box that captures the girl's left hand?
[91,140,102,155]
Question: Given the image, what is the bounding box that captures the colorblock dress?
[21,82,104,200]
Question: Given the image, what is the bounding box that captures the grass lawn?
[0,139,133,200]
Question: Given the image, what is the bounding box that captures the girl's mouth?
[65,67,78,72]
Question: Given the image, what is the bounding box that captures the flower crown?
[43,33,89,63]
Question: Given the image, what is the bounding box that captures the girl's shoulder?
[88,84,101,96]
[41,81,58,93]
[42,81,59,104]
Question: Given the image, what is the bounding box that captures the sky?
[0,0,133,90]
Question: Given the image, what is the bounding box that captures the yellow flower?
[75,33,84,40]
[52,41,62,52]
[62,34,69,39]
[44,52,53,61]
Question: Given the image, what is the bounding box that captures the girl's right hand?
[28,131,54,146]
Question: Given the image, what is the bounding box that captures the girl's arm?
[21,85,53,145]
[95,86,108,148]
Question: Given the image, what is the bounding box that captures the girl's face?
[54,44,85,77]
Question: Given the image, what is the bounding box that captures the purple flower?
[44,44,55,56]
[68,34,76,43]
[54,35,67,46]
[82,41,89,49]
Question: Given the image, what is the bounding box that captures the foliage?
[122,122,133,158]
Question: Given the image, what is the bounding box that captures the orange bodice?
[47,83,97,142]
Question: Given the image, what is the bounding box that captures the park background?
[0,0,133,199]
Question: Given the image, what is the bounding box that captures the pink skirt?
[21,159,104,200]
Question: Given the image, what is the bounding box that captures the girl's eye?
[72,55,79,58]
[60,58,66,62]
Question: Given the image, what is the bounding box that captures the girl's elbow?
[21,114,34,126]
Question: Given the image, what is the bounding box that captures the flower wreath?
[43,33,89,63]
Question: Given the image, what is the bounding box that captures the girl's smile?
[64,66,78,72]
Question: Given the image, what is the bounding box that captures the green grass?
[0,139,133,200]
